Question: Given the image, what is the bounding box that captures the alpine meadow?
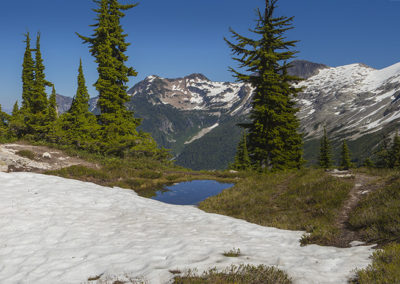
[1,0,400,283]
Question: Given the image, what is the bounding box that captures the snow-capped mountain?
[296,62,400,141]
[127,73,253,116]
[56,60,400,169]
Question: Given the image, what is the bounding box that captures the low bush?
[352,243,400,284]
[349,172,400,243]
[173,264,292,284]
[15,149,36,160]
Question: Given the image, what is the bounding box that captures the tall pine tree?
[226,0,303,171]
[340,140,352,170]
[26,33,52,138]
[8,101,25,138]
[319,127,332,169]
[21,33,35,112]
[77,0,155,156]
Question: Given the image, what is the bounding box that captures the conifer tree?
[340,140,352,170]
[26,33,52,138]
[77,0,156,156]
[232,131,251,170]
[21,33,35,112]
[389,133,400,168]
[363,158,374,168]
[48,86,58,121]
[8,101,25,138]
[375,134,391,168]
[226,0,303,171]
[59,60,99,150]
[319,128,332,169]
[0,105,10,140]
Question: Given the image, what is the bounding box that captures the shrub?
[15,149,36,160]
[352,243,400,283]
[173,264,292,284]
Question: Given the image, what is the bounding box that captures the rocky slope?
[56,60,400,169]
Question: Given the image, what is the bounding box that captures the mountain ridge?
[56,60,400,169]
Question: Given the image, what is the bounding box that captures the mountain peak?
[184,73,210,81]
[288,60,328,79]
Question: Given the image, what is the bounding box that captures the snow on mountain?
[0,172,373,283]
[128,74,250,114]
[296,62,400,140]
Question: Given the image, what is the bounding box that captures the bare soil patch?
[0,142,97,173]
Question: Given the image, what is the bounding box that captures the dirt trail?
[330,170,380,247]
[0,142,97,173]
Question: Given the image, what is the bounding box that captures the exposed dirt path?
[330,170,381,247]
[0,142,98,173]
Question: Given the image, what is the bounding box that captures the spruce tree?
[375,134,391,168]
[77,0,155,156]
[319,128,332,169]
[8,101,25,138]
[45,86,59,142]
[232,131,251,170]
[59,60,99,150]
[0,105,10,140]
[21,33,35,112]
[26,33,52,138]
[226,0,303,171]
[340,140,352,170]
[389,133,400,168]
[363,158,374,168]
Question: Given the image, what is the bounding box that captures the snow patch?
[184,123,219,144]
[0,172,374,284]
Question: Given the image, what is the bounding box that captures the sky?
[0,0,399,109]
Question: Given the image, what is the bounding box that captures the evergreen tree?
[8,101,25,138]
[0,105,10,141]
[232,131,251,170]
[340,140,352,170]
[77,0,156,156]
[21,33,35,112]
[389,133,400,168]
[319,128,332,169]
[363,158,374,168]
[375,134,391,168]
[226,0,303,171]
[45,86,59,142]
[47,86,58,122]
[58,60,99,150]
[26,33,52,138]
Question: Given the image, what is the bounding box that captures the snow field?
[0,172,373,283]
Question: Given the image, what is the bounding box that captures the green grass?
[43,142,240,198]
[173,264,292,284]
[15,149,36,160]
[199,169,354,246]
[349,171,400,244]
[351,243,400,284]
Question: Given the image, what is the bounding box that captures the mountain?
[55,60,400,169]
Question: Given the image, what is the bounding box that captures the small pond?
[151,180,234,205]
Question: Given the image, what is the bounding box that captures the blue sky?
[0,0,399,109]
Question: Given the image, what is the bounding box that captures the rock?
[229,170,238,173]
[42,152,52,159]
[0,165,8,172]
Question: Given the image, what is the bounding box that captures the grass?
[173,264,292,284]
[349,171,400,244]
[222,248,241,257]
[15,149,36,160]
[43,144,241,198]
[199,169,354,246]
[351,243,400,284]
